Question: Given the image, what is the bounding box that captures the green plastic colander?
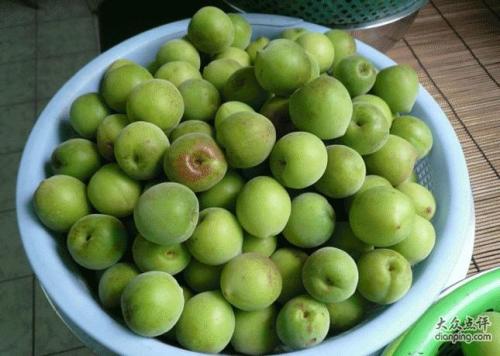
[224,0,428,29]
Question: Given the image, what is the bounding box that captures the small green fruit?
[121,271,184,336]
[220,253,282,311]
[276,295,330,350]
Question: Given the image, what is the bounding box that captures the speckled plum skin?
[163,133,227,192]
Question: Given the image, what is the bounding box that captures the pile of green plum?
[33,5,437,354]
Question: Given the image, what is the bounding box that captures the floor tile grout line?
[91,9,101,53]
[430,0,500,88]
[42,345,86,356]
[35,46,100,61]
[0,46,99,67]
[0,100,38,109]
[32,276,36,356]
[402,38,500,180]
[0,149,24,156]
[0,207,16,214]
[0,14,95,32]
[0,273,33,285]
[481,0,500,22]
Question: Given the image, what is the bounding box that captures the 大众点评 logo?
[434,314,493,344]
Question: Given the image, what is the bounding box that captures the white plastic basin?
[16,14,473,356]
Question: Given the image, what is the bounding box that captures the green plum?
[315,145,366,199]
[202,58,242,92]
[96,114,128,161]
[340,102,390,155]
[228,13,252,49]
[67,214,128,270]
[259,96,295,138]
[215,46,251,67]
[372,64,419,113]
[223,66,269,109]
[154,61,202,87]
[306,52,321,82]
[121,271,184,336]
[289,75,353,139]
[283,192,335,248]
[181,286,193,302]
[179,78,220,121]
[276,295,330,350]
[126,79,184,131]
[344,174,393,211]
[34,175,90,232]
[324,29,356,69]
[114,121,169,180]
[217,111,276,168]
[461,311,500,356]
[220,253,282,311]
[51,138,101,181]
[349,186,415,247]
[231,306,279,355]
[254,39,311,96]
[326,293,368,332]
[302,247,358,303]
[69,92,111,139]
[353,94,393,127]
[357,249,412,304]
[169,120,213,142]
[391,215,436,265]
[187,6,234,55]
[132,234,191,274]
[334,55,377,97]
[101,63,152,112]
[133,182,199,245]
[397,182,436,220]
[183,259,222,292]
[296,32,335,73]
[246,36,270,64]
[390,115,433,159]
[163,285,195,342]
[87,163,142,218]
[270,131,328,189]
[327,222,374,260]
[281,27,308,41]
[176,291,235,353]
[106,59,135,72]
[186,207,243,265]
[364,135,418,186]
[198,169,245,211]
[156,38,201,69]
[236,176,291,238]
[242,233,277,257]
[402,170,418,184]
[163,133,227,192]
[214,100,254,132]
[271,248,308,303]
[98,262,139,309]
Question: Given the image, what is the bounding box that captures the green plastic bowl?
[384,268,500,355]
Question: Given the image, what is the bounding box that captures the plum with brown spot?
[276,295,330,350]
[163,132,227,192]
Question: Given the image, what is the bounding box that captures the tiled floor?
[0,0,98,354]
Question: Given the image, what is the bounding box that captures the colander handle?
[383,267,500,355]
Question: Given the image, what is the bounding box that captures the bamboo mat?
[386,0,500,276]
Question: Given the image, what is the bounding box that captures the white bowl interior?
[16,14,472,356]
